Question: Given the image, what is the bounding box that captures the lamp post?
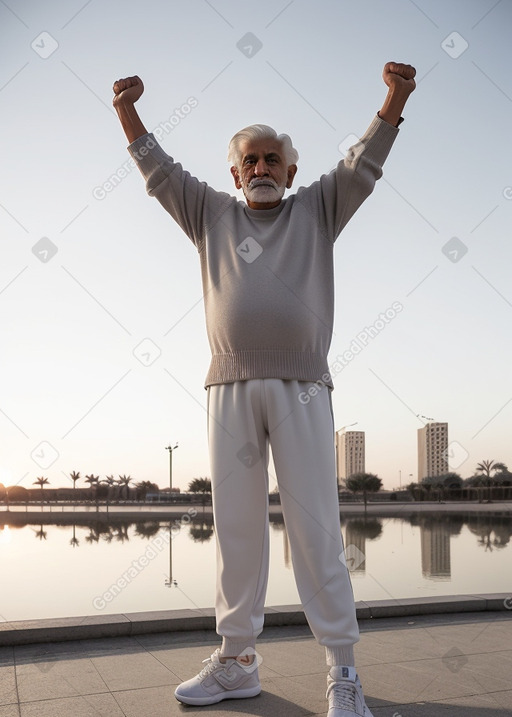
[165,443,179,494]
[164,444,178,589]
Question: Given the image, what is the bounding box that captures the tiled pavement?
[1,610,511,716]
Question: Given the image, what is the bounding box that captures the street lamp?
[338,422,358,432]
[165,442,179,494]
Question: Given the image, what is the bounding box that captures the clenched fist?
[382,62,416,94]
[112,75,144,106]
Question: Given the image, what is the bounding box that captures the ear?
[230,165,242,190]
[286,164,298,189]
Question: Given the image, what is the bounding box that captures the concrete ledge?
[363,594,490,618]
[1,594,510,647]
[0,613,132,645]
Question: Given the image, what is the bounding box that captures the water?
[1,509,511,622]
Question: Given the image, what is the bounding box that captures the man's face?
[230,137,297,210]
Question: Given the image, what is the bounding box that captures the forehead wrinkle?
[239,138,285,160]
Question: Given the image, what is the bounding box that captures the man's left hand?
[382,62,416,94]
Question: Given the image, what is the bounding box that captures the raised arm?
[378,62,416,127]
[112,75,148,143]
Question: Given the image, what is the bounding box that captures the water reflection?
[467,514,512,551]
[270,522,292,569]
[410,515,463,581]
[32,525,47,541]
[344,518,383,574]
[1,510,511,622]
[189,521,214,543]
[2,512,512,562]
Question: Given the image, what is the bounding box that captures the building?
[336,430,365,485]
[417,422,449,480]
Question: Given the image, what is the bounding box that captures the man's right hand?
[113,75,144,106]
[112,75,148,143]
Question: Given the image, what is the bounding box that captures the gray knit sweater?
[128,116,399,388]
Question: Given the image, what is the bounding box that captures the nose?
[253,158,269,176]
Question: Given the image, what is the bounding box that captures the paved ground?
[1,611,511,716]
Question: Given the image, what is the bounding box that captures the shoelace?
[327,679,357,710]
[198,654,221,678]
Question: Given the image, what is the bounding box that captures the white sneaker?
[327,666,374,717]
[174,648,261,706]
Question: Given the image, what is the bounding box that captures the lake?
[1,507,511,622]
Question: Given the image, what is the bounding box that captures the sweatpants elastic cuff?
[220,637,257,658]
[325,645,355,667]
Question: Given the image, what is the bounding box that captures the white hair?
[227,124,299,169]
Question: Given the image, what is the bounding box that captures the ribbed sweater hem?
[205,350,333,388]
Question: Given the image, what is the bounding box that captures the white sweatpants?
[207,379,359,666]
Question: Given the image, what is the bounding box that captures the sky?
[1,0,511,493]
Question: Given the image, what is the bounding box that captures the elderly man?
[113,61,415,717]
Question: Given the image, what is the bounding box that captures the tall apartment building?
[417,422,449,480]
[336,430,365,484]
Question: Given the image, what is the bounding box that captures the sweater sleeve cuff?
[377,111,404,127]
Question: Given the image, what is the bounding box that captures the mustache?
[248,178,280,191]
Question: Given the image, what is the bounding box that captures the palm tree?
[188,477,212,506]
[33,476,50,503]
[117,475,132,500]
[104,475,116,500]
[475,460,508,501]
[69,471,80,493]
[345,473,382,508]
[84,474,99,501]
[476,460,497,480]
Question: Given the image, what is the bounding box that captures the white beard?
[243,179,286,204]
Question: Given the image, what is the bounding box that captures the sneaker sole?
[174,684,261,706]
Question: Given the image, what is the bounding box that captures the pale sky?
[1,0,511,492]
